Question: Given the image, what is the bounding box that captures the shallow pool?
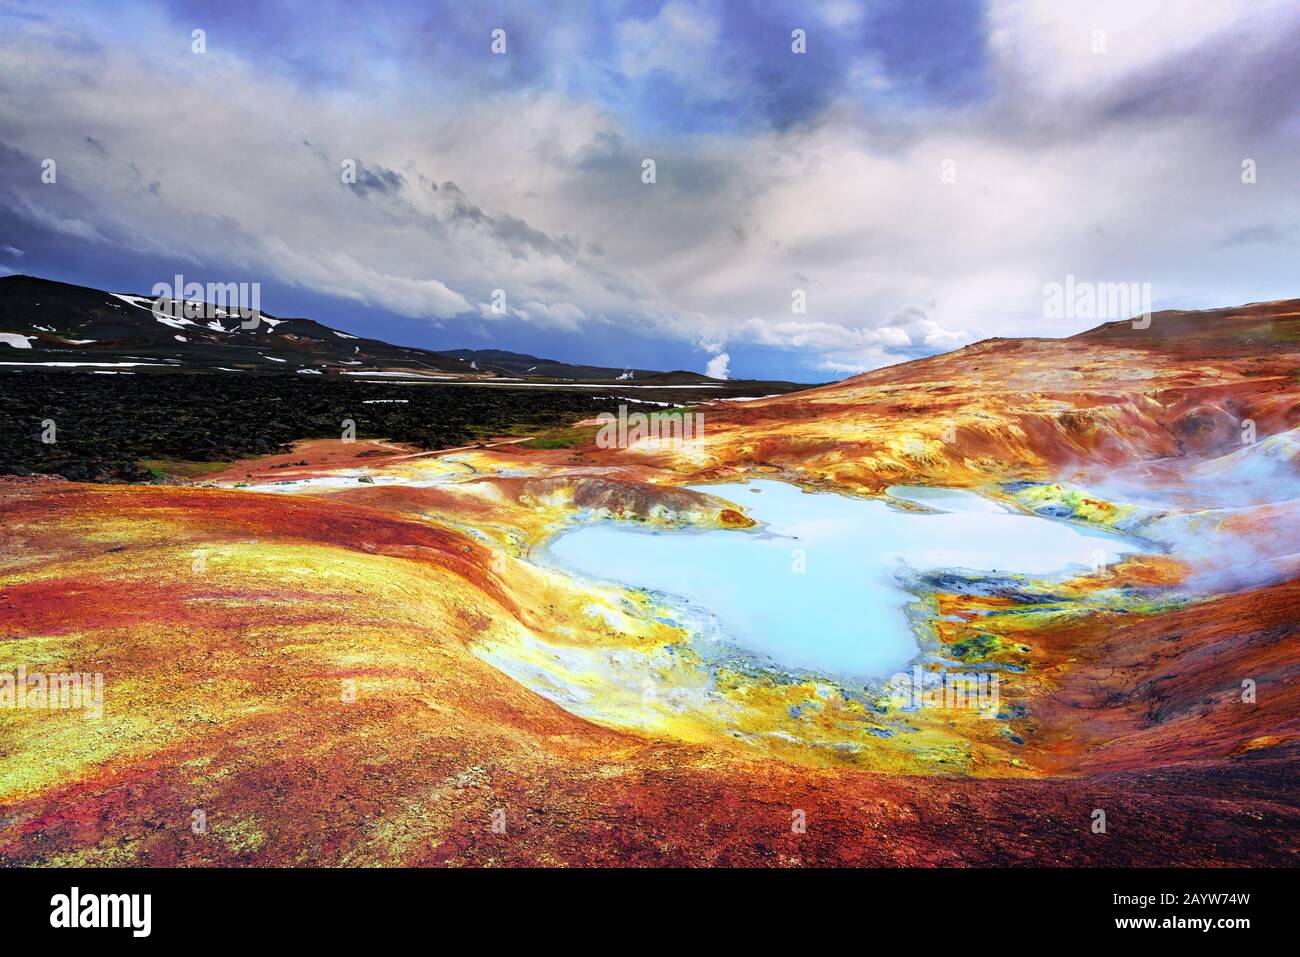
[545,480,1144,678]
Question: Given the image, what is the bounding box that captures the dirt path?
[383,436,531,460]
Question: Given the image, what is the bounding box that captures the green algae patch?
[946,632,1031,662]
[1011,483,1142,529]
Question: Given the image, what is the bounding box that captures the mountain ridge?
[0,274,769,386]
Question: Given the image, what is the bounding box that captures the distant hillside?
[0,275,486,378]
[439,348,659,381]
[1072,298,1300,343]
[440,349,730,385]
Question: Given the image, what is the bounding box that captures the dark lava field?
[0,370,609,482]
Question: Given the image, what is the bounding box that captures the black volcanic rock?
[0,368,606,483]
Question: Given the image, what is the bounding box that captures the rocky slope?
[0,275,487,377]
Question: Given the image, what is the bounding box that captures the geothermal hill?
[698,296,1300,485]
[1072,297,1300,344]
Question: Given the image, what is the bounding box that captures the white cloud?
[617,2,725,93]
[705,351,730,379]
[517,300,587,331]
[263,243,472,320]
[816,0,866,29]
[986,0,1287,101]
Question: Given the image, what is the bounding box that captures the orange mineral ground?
[2,300,1298,866]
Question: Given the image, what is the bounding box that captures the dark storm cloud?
[1099,8,1300,133]
[1217,224,1294,249]
[350,161,407,198]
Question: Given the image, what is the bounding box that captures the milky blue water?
[545,480,1145,679]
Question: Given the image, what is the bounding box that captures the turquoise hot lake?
[543,479,1145,678]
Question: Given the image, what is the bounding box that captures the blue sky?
[2,0,1299,380]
